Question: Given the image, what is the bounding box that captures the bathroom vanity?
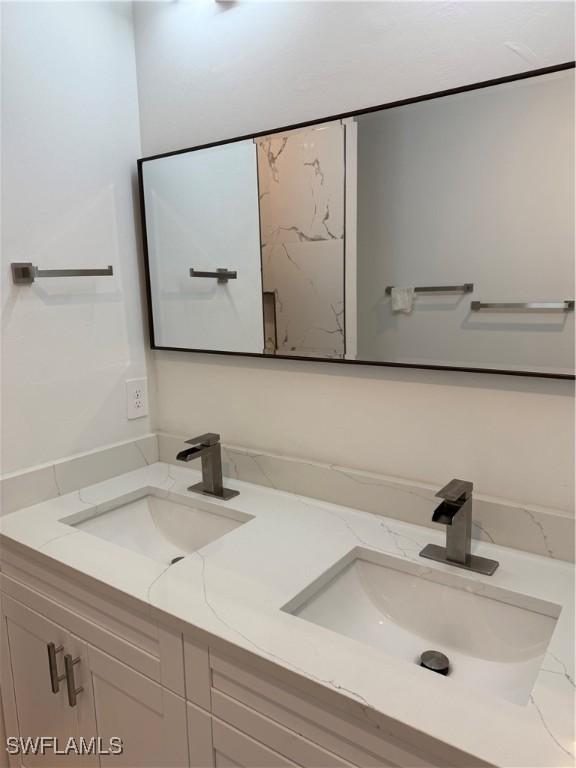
[3,4,574,768]
[0,462,573,767]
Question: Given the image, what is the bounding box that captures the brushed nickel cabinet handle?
[46,642,65,693]
[64,653,83,707]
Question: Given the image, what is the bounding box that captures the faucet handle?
[185,433,221,447]
[435,478,473,503]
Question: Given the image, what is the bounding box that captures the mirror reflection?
[140,67,574,376]
[257,123,346,358]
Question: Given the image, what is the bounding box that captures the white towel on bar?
[390,287,415,313]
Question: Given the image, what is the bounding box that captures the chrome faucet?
[176,433,239,500]
[419,479,499,575]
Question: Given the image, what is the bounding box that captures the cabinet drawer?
[213,719,299,768]
[213,690,356,768]
[0,568,184,696]
[210,654,445,768]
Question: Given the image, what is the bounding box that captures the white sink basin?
[65,491,251,564]
[284,550,560,705]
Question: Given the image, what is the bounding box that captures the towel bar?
[11,263,113,285]
[471,301,574,312]
[190,268,237,283]
[385,283,473,295]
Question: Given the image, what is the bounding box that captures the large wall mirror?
[139,64,575,379]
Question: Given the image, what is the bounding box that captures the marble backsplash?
[158,433,573,563]
[0,434,159,516]
[1,431,572,562]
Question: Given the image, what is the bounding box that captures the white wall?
[133,1,574,511]
[1,2,151,474]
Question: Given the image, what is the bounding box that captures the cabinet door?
[1,596,95,767]
[79,641,189,767]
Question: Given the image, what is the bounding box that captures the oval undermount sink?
[66,491,251,564]
[284,551,560,705]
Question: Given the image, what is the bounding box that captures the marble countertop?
[0,462,573,767]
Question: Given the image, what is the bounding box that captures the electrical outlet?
[126,378,148,420]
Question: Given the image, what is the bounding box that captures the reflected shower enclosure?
[257,124,346,359]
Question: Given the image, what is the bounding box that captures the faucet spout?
[176,445,206,462]
[432,500,462,525]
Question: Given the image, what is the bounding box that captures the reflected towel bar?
[385,283,474,295]
[190,268,237,283]
[471,301,574,312]
[11,263,113,285]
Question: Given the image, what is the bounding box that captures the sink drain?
[170,556,185,565]
[419,650,450,675]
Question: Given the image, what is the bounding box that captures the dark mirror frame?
[138,61,575,381]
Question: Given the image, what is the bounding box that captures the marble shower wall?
[257,124,346,357]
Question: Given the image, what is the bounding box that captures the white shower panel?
[143,140,264,352]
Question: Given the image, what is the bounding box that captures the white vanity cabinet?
[0,547,472,768]
[0,547,195,768]
[1,593,190,767]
